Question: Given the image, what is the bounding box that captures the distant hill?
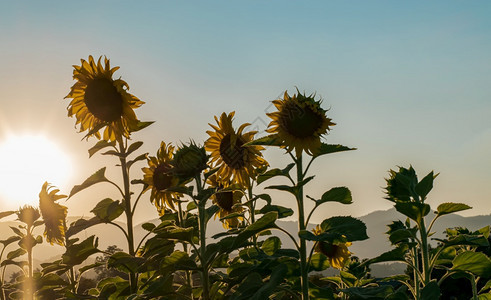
[0,209,488,278]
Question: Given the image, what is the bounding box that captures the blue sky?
[0,1,490,223]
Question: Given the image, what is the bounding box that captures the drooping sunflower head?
[266,89,336,157]
[17,205,40,228]
[205,112,268,188]
[171,141,209,182]
[207,174,244,229]
[39,182,68,246]
[313,225,352,269]
[142,142,182,215]
[65,55,145,141]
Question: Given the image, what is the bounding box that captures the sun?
[0,134,73,209]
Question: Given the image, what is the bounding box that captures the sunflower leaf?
[0,236,21,247]
[259,204,294,219]
[244,134,283,147]
[127,153,147,170]
[364,244,410,265]
[415,171,438,200]
[313,143,356,159]
[233,212,278,248]
[256,163,295,185]
[436,202,472,217]
[317,187,353,205]
[7,248,26,260]
[61,235,100,267]
[126,141,144,157]
[90,198,124,222]
[452,251,491,277]
[88,140,115,158]
[0,211,16,220]
[130,121,154,133]
[68,168,109,199]
[320,216,369,242]
[394,201,431,225]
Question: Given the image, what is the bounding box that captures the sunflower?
[39,182,68,246]
[266,89,336,157]
[205,112,268,187]
[207,174,244,229]
[142,142,182,215]
[172,141,209,182]
[17,205,40,228]
[313,225,352,269]
[65,55,144,141]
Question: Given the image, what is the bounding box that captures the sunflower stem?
[178,201,193,292]
[118,141,137,293]
[195,175,210,300]
[296,154,310,300]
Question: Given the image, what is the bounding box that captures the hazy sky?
[0,1,490,224]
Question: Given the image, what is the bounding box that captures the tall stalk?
[195,176,210,300]
[295,155,309,300]
[118,140,137,293]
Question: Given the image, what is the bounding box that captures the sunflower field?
[0,56,490,300]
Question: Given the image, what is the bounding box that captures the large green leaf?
[259,204,293,219]
[421,280,441,300]
[436,202,472,217]
[65,217,103,239]
[126,141,143,157]
[244,134,282,147]
[261,236,281,256]
[452,251,491,277]
[256,163,295,185]
[389,228,417,245]
[365,244,409,265]
[107,252,145,274]
[0,236,21,247]
[7,248,26,260]
[313,143,356,158]
[317,187,352,205]
[415,171,438,200]
[250,264,287,300]
[61,235,100,267]
[233,212,278,248]
[440,234,490,248]
[309,253,330,271]
[320,216,368,242]
[90,198,124,222]
[88,140,115,158]
[394,201,430,224]
[341,285,394,299]
[68,168,109,198]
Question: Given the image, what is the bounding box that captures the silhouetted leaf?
[365,244,409,265]
[395,201,430,224]
[309,253,330,271]
[7,248,26,260]
[415,171,438,200]
[68,168,109,199]
[66,217,102,238]
[90,198,124,222]
[259,204,293,219]
[316,187,352,205]
[436,202,472,217]
[421,280,441,300]
[313,143,356,158]
[245,134,282,147]
[61,235,100,267]
[126,141,143,157]
[320,216,369,242]
[88,140,115,158]
[233,212,278,248]
[0,211,15,220]
[256,163,295,185]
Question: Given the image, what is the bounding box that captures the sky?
[0,1,490,225]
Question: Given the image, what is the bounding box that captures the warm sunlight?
[0,134,72,209]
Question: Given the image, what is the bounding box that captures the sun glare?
[0,134,72,209]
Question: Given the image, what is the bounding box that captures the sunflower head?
[313,225,352,269]
[207,174,244,229]
[205,112,268,188]
[17,205,40,228]
[266,89,336,157]
[172,141,209,181]
[39,182,68,246]
[142,142,182,215]
[65,55,145,141]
